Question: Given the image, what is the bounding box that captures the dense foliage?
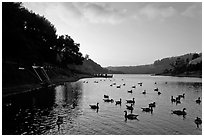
[164,53,202,75]
[3,2,84,67]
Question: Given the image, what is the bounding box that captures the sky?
[23,2,202,67]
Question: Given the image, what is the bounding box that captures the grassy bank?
[2,62,93,98]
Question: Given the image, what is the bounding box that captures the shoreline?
[154,73,202,78]
[2,74,92,98]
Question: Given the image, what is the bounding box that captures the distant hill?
[106,53,202,75]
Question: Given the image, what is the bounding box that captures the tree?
[192,53,200,60]
[3,2,84,66]
[170,57,187,75]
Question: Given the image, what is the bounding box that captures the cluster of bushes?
[3,2,84,67]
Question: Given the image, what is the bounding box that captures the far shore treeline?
[3,2,84,67]
[107,53,202,77]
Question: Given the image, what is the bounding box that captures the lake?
[2,74,202,135]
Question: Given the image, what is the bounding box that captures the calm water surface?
[2,74,202,135]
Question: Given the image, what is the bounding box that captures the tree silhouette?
[3,2,84,67]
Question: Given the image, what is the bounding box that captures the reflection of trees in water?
[167,82,202,91]
[63,82,83,107]
[2,88,56,135]
[53,82,83,133]
[192,82,202,89]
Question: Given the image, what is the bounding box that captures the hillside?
[106,53,202,77]
[67,58,110,75]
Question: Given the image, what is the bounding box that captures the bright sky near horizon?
[23,2,202,67]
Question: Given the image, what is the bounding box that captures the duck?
[89,103,99,109]
[141,107,153,113]
[176,96,180,101]
[175,97,181,104]
[178,93,185,99]
[126,98,135,104]
[196,97,201,104]
[142,90,146,94]
[149,102,156,108]
[71,101,77,109]
[103,98,114,103]
[127,90,133,93]
[124,110,139,120]
[154,88,159,91]
[104,95,109,98]
[56,116,63,130]
[157,91,161,95]
[176,100,181,104]
[116,85,121,88]
[115,98,122,105]
[126,104,134,110]
[123,83,126,86]
[171,108,186,116]
[171,96,176,103]
[194,117,202,128]
[138,82,143,86]
[132,85,136,88]
[56,116,63,125]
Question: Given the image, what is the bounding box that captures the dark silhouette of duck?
[71,101,77,109]
[104,95,109,98]
[142,90,146,94]
[171,96,176,103]
[124,110,139,120]
[138,82,142,86]
[175,97,181,104]
[141,107,153,113]
[194,117,202,128]
[138,82,142,85]
[89,103,99,109]
[103,98,114,103]
[115,98,122,105]
[157,91,161,95]
[196,97,201,104]
[116,85,121,88]
[127,90,133,93]
[56,116,63,131]
[178,93,185,99]
[126,104,134,110]
[149,102,156,108]
[171,108,186,116]
[154,88,159,91]
[126,98,135,104]
[132,85,136,88]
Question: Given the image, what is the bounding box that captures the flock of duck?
[88,79,202,128]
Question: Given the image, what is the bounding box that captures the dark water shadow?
[2,81,83,135]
